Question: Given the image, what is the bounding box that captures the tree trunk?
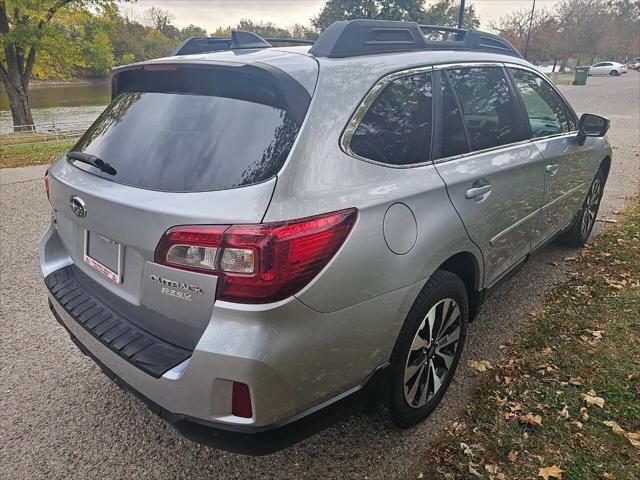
[559,58,568,72]
[552,59,557,72]
[2,78,34,132]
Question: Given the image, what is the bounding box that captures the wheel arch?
[599,155,611,181]
[437,251,484,320]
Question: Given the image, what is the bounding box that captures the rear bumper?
[49,298,387,455]
[40,220,417,452]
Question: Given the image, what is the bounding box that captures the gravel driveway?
[1,73,638,480]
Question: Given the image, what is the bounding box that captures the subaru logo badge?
[70,196,87,218]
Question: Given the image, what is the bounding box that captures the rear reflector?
[154,208,357,304]
[232,382,253,418]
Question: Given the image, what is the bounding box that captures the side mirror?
[577,113,610,145]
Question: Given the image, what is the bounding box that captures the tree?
[555,0,610,64]
[0,0,128,131]
[290,23,319,40]
[144,7,175,37]
[490,8,563,63]
[422,0,480,29]
[180,24,207,40]
[311,0,480,31]
[312,0,378,31]
[600,0,640,60]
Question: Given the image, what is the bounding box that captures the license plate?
[83,230,123,284]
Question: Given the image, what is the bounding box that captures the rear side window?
[445,67,526,152]
[71,69,304,192]
[511,69,573,137]
[349,72,433,166]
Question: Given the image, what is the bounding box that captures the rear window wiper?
[67,151,117,176]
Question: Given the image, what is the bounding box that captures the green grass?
[413,201,640,480]
[0,138,75,168]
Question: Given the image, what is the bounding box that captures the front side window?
[511,69,573,138]
[349,72,433,166]
[445,67,526,152]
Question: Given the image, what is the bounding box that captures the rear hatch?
[47,60,315,350]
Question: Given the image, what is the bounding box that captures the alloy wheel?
[581,177,602,239]
[403,298,462,408]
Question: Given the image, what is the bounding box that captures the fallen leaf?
[580,407,590,422]
[468,464,483,477]
[603,473,615,479]
[538,465,564,480]
[570,420,583,429]
[558,405,570,420]
[586,329,604,339]
[485,463,498,474]
[460,442,473,456]
[467,359,493,372]
[582,390,605,408]
[417,473,424,479]
[568,377,584,386]
[542,347,553,355]
[520,413,543,427]
[508,450,519,462]
[603,420,640,449]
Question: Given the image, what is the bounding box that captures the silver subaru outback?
[39,20,611,454]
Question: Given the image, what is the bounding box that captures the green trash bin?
[573,66,589,85]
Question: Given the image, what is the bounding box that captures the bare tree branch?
[24,46,37,87]
[41,0,75,27]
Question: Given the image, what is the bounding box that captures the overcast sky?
[123,0,561,32]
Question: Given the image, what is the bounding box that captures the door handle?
[545,164,559,175]
[465,184,492,199]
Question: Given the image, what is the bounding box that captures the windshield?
[71,86,301,192]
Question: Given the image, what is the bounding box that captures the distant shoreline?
[1,78,109,92]
[29,78,110,88]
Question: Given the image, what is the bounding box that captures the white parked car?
[589,62,627,76]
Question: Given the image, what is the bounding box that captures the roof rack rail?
[264,38,315,45]
[309,19,522,59]
[173,31,314,56]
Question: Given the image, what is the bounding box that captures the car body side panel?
[265,55,486,313]
[531,134,604,248]
[434,143,545,286]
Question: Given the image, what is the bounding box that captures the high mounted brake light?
[155,209,357,304]
[143,64,178,71]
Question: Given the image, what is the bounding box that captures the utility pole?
[457,0,466,29]
[524,0,537,59]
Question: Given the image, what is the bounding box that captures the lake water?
[0,81,110,131]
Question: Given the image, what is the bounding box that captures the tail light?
[155,208,357,304]
[44,169,51,204]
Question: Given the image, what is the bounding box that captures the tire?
[558,167,606,247]
[385,270,468,428]
[610,70,620,76]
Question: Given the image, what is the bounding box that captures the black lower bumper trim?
[45,267,191,378]
[49,299,389,455]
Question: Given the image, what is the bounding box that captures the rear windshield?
[71,70,303,192]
